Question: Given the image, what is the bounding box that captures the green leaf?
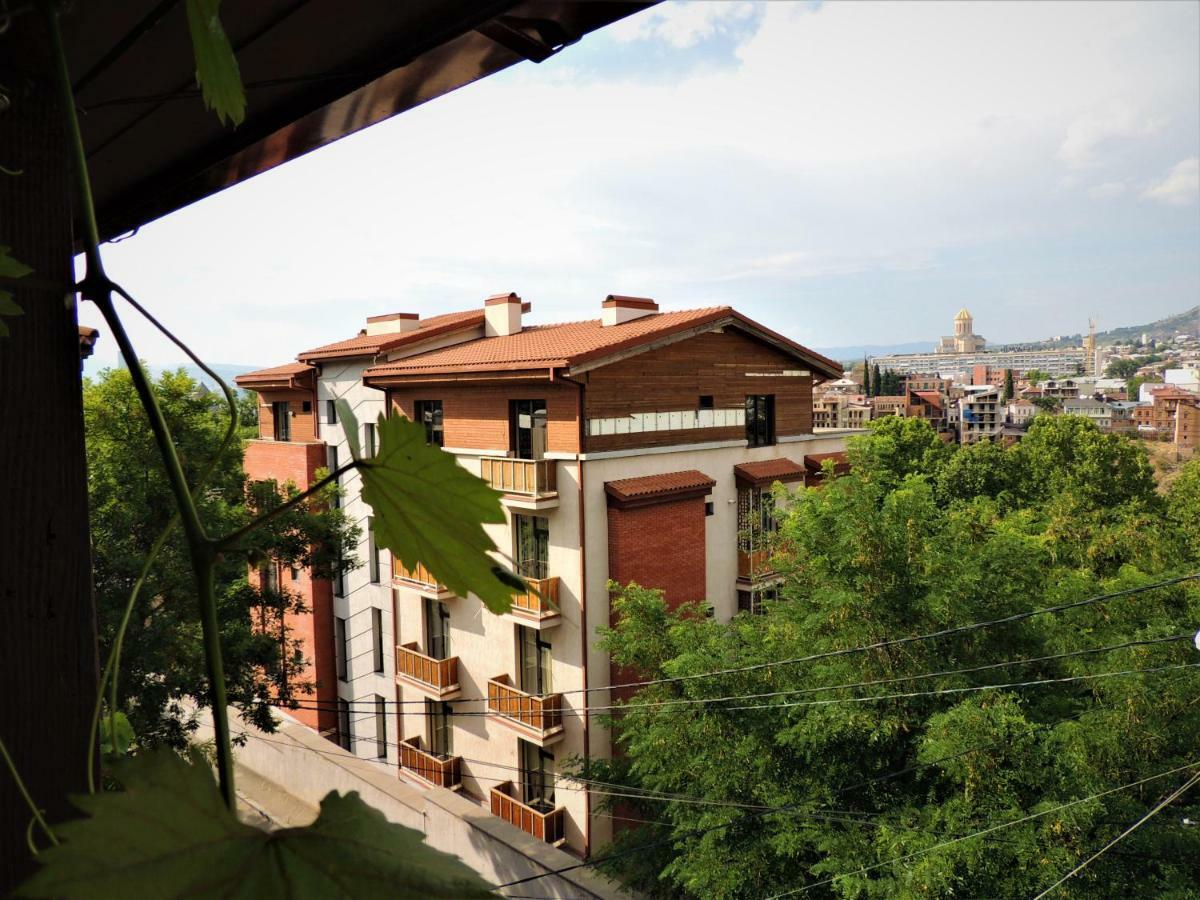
[0,244,30,338]
[19,750,494,899]
[98,711,135,756]
[361,412,521,614]
[335,398,362,461]
[185,0,246,127]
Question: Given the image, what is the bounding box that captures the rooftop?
[297,309,488,362]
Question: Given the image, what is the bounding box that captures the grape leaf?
[359,411,521,614]
[18,749,494,898]
[99,710,135,756]
[335,397,362,461]
[0,244,30,338]
[185,0,246,126]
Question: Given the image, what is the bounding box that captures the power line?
[765,760,1200,898]
[1031,768,1200,899]
[280,574,1200,709]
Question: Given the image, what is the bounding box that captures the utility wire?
[765,760,1200,898]
[1031,768,1200,900]
[281,574,1200,708]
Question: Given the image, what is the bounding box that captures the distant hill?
[111,357,265,390]
[1095,306,1199,346]
[815,342,934,365]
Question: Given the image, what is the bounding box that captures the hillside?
[1097,306,1199,345]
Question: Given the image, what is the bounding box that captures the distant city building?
[957,386,1002,444]
[937,308,986,354]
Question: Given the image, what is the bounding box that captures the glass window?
[327,445,340,509]
[518,624,552,695]
[335,616,348,682]
[520,738,555,812]
[699,394,714,410]
[415,400,444,447]
[337,699,351,751]
[514,514,550,580]
[364,422,376,457]
[746,394,775,447]
[326,399,337,424]
[424,598,450,661]
[427,699,453,758]
[368,517,380,584]
[374,696,387,759]
[510,399,548,460]
[371,608,384,674]
[272,401,291,442]
[737,587,777,615]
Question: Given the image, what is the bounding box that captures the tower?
[1083,318,1097,375]
[954,308,973,339]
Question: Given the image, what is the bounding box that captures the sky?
[82,0,1200,369]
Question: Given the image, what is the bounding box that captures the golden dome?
[954,308,972,321]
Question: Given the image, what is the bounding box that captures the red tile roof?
[235,362,314,383]
[913,390,944,408]
[804,451,850,475]
[734,457,806,487]
[297,309,485,362]
[363,308,842,381]
[605,470,716,507]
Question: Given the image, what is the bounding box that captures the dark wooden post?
[0,12,99,889]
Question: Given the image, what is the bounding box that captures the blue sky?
[82,1,1200,368]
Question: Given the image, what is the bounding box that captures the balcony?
[486,675,564,745]
[479,457,558,509]
[490,782,565,845]
[399,736,461,791]
[396,643,460,699]
[392,558,454,601]
[737,547,775,582]
[507,575,561,629]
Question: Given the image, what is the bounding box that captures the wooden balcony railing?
[400,736,461,790]
[486,675,563,740]
[396,643,459,697]
[479,457,557,497]
[738,548,774,580]
[511,575,559,620]
[490,781,565,844]
[392,558,445,592]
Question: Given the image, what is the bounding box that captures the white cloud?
[1143,157,1200,205]
[1058,101,1161,169]
[609,1,757,48]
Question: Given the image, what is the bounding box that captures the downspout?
[562,370,591,857]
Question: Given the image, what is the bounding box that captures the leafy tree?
[863,355,872,396]
[1031,395,1061,413]
[847,416,953,489]
[1002,368,1014,403]
[593,418,1200,899]
[1106,358,1140,379]
[1025,368,1049,386]
[871,363,882,399]
[84,367,359,748]
[235,388,259,430]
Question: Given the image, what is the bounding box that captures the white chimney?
[602,295,659,326]
[484,292,523,337]
[365,312,420,336]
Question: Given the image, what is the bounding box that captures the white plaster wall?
[316,359,397,769]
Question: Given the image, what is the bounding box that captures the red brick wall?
[389,382,580,453]
[607,496,708,698]
[242,439,336,734]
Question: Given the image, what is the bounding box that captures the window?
[415,400,444,447]
[326,399,338,424]
[510,399,547,460]
[333,551,345,598]
[258,561,279,595]
[364,422,376,457]
[514,514,550,580]
[367,516,380,584]
[272,401,291,442]
[518,624,552,695]
[374,696,387,759]
[520,739,555,812]
[371,607,384,674]
[746,394,776,447]
[335,616,348,682]
[301,400,312,413]
[424,598,450,661]
[737,586,778,616]
[705,501,715,516]
[337,699,351,751]
[327,445,340,509]
[699,394,714,410]
[289,565,299,581]
[427,699,453,758]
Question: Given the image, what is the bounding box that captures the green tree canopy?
[592,417,1200,899]
[85,368,359,748]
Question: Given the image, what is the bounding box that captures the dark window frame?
[424,598,450,661]
[518,624,552,695]
[338,698,351,751]
[520,738,556,812]
[326,399,338,425]
[415,400,444,447]
[371,607,384,674]
[513,513,550,580]
[335,616,348,682]
[509,399,548,460]
[427,698,453,758]
[272,401,291,442]
[367,516,380,584]
[364,422,376,457]
[374,695,387,759]
[698,394,714,410]
[746,394,776,448]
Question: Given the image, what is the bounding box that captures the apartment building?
[237,294,849,856]
[958,386,1002,444]
[1134,387,1200,447]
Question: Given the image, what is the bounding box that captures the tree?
[235,388,259,430]
[871,363,882,399]
[846,416,953,489]
[593,419,1200,899]
[1031,395,1060,413]
[1127,374,1161,401]
[1025,368,1049,386]
[863,355,872,396]
[1002,368,1015,403]
[1106,358,1140,380]
[84,367,360,748]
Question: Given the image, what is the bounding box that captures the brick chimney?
[602,295,658,326]
[484,292,523,337]
[365,312,420,336]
